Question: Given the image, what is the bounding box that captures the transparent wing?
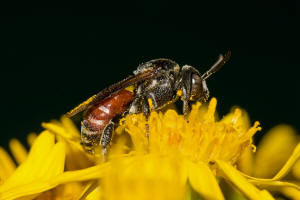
[66,68,160,117]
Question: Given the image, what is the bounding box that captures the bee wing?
[66,69,159,117]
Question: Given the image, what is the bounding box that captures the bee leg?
[183,100,191,120]
[100,120,115,162]
[182,85,191,120]
[181,65,201,120]
[128,95,143,114]
[128,84,145,114]
[180,66,194,119]
[141,97,150,138]
[199,80,209,102]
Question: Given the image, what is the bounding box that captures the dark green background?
[1,3,299,147]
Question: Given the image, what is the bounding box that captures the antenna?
[201,51,231,80]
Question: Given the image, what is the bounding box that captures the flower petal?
[102,155,186,200]
[60,116,80,139]
[85,186,102,200]
[0,163,109,200]
[50,182,84,200]
[9,139,28,164]
[241,142,300,183]
[42,120,86,156]
[292,159,300,179]
[0,147,16,182]
[187,160,224,200]
[42,122,72,140]
[80,182,102,200]
[0,131,66,199]
[254,125,299,178]
[272,141,300,180]
[216,160,275,200]
[56,163,110,182]
[248,179,300,191]
[238,146,255,175]
[0,131,54,189]
[27,133,37,147]
[280,187,300,200]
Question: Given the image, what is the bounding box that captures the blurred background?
[0,2,299,148]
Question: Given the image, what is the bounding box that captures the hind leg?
[100,120,115,161]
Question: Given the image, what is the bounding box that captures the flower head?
[120,98,259,165]
[1,98,300,200]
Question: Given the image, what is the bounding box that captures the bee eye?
[190,74,203,100]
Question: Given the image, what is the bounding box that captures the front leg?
[181,65,199,118]
[128,91,150,138]
[199,80,209,102]
[183,99,191,120]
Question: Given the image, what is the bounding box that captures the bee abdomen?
[81,89,134,148]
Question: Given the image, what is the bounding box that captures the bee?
[66,52,231,155]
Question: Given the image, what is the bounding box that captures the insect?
[66,52,231,155]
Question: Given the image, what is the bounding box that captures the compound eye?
[190,74,203,100]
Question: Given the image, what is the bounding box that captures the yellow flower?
[237,124,300,199]
[1,98,300,199]
[104,98,268,200]
[0,129,108,199]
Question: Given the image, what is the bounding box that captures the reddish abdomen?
[83,89,134,133]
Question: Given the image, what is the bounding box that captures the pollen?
[125,85,135,93]
[120,97,261,164]
[176,90,182,97]
[148,98,153,111]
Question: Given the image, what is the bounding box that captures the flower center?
[118,98,261,164]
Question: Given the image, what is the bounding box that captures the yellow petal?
[0,147,16,182]
[216,160,275,200]
[43,118,95,170]
[57,163,110,183]
[9,139,28,164]
[51,182,84,200]
[259,190,276,200]
[85,186,102,200]
[27,133,37,146]
[42,122,72,140]
[203,97,217,122]
[37,142,65,179]
[248,179,300,190]
[280,187,300,200]
[102,155,186,200]
[241,141,300,183]
[42,120,85,156]
[254,125,299,178]
[60,116,80,139]
[187,160,224,200]
[243,168,300,190]
[79,181,101,200]
[221,107,251,134]
[272,141,300,180]
[0,131,54,189]
[0,131,66,199]
[0,163,109,200]
[238,146,254,175]
[293,159,300,179]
